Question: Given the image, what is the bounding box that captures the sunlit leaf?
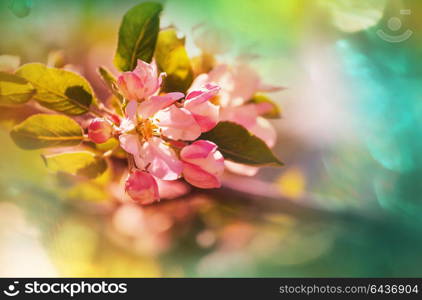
[248,93,281,119]
[42,151,107,179]
[10,114,83,149]
[155,28,193,93]
[200,121,283,166]
[16,63,95,115]
[0,72,35,106]
[98,66,124,103]
[114,2,162,71]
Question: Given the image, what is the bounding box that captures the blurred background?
[1,0,422,277]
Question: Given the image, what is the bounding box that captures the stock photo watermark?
[2,281,128,297]
[377,9,412,43]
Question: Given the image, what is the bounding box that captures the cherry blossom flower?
[113,60,223,203]
[190,63,282,176]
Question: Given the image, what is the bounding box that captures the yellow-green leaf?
[42,151,107,179]
[16,63,95,115]
[10,114,83,149]
[0,72,35,106]
[248,93,281,119]
[114,2,162,71]
[200,121,283,166]
[155,29,193,93]
[98,66,123,103]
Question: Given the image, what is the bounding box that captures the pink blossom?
[180,140,224,188]
[125,170,159,205]
[117,60,165,101]
[190,63,281,176]
[87,118,112,143]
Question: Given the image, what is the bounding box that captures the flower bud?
[180,140,224,189]
[125,171,160,205]
[88,118,112,144]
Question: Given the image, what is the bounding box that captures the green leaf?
[0,72,35,106]
[114,2,162,71]
[155,28,193,93]
[16,63,95,115]
[98,66,124,103]
[248,93,281,119]
[42,151,107,179]
[200,121,283,166]
[10,114,83,150]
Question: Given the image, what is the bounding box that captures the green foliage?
[98,66,123,103]
[248,93,281,118]
[0,72,35,106]
[10,114,83,150]
[155,28,193,93]
[114,2,162,71]
[200,121,283,166]
[42,151,107,179]
[16,63,95,115]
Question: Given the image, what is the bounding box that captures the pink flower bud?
[88,118,112,143]
[125,171,159,205]
[180,140,224,189]
[117,60,164,101]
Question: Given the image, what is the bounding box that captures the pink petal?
[220,104,258,129]
[125,100,138,121]
[117,72,144,101]
[156,179,190,199]
[248,117,277,148]
[224,160,259,176]
[230,63,260,101]
[119,133,145,169]
[188,73,209,92]
[185,83,220,104]
[125,170,159,205]
[180,140,218,160]
[182,162,221,189]
[139,92,184,118]
[119,134,139,155]
[180,140,224,178]
[184,100,219,132]
[155,105,201,141]
[258,82,285,92]
[141,137,183,180]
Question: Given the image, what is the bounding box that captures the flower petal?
[119,133,145,169]
[249,117,277,148]
[139,92,184,118]
[125,100,138,122]
[155,105,201,141]
[141,137,183,180]
[117,72,144,101]
[125,170,159,205]
[180,140,224,178]
[224,160,259,176]
[182,162,221,189]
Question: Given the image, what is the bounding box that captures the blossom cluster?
[88,60,224,204]
[87,57,281,205]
